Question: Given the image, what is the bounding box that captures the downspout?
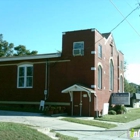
[44,60,49,101]
[45,61,47,89]
[96,96,98,112]
[93,30,97,116]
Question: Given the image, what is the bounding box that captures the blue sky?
[0,0,140,84]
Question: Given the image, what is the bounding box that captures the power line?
[110,0,140,34]
[95,1,140,44]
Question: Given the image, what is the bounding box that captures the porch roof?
[61,84,96,96]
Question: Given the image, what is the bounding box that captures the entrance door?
[72,92,90,116]
[73,92,80,116]
[82,93,89,116]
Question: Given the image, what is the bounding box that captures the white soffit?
[0,53,61,62]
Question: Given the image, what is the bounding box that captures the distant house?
[0,28,124,117]
[130,93,140,108]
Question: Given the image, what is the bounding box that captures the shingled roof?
[102,32,111,39]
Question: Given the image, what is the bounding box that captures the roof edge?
[0,53,61,62]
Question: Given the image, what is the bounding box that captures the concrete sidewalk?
[0,110,140,140]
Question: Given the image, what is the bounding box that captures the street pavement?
[0,110,140,140]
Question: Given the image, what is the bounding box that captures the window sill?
[17,87,33,89]
[98,88,102,90]
[98,57,102,60]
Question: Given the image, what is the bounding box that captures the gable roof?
[102,32,111,39]
[62,84,96,95]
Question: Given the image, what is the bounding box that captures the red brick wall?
[94,30,124,114]
[48,29,96,116]
[0,62,46,101]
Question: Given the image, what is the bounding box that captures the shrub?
[120,105,127,114]
[108,110,116,115]
[113,105,127,114]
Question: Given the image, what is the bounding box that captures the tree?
[124,78,137,93]
[0,34,38,57]
[0,34,3,42]
[138,85,140,92]
[0,34,14,57]
[14,45,37,56]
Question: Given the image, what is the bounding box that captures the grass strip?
[132,124,140,130]
[0,122,52,140]
[96,108,140,123]
[55,132,78,140]
[60,117,117,129]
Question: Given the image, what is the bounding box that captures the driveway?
[0,110,139,140]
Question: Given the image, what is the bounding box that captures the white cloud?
[125,64,140,85]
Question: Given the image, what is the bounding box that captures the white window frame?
[98,65,102,89]
[73,41,84,56]
[110,60,114,90]
[120,75,123,92]
[121,61,123,70]
[98,45,102,58]
[111,46,113,56]
[17,64,33,88]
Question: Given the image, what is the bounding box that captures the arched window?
[120,75,123,92]
[98,45,102,58]
[17,64,33,88]
[98,65,102,89]
[110,59,114,90]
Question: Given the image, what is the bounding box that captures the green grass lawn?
[132,124,140,130]
[0,122,78,140]
[60,117,117,129]
[96,108,140,123]
[0,122,52,140]
[55,133,78,140]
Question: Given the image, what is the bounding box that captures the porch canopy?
[61,84,96,102]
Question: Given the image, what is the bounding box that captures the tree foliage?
[123,61,140,93]
[14,45,37,56]
[124,78,137,93]
[0,34,37,57]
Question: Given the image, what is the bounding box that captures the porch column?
[87,92,91,117]
[80,91,82,116]
[69,91,73,116]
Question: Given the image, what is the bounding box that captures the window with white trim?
[73,41,84,56]
[110,60,114,90]
[17,64,33,88]
[98,65,102,89]
[111,46,113,56]
[120,61,123,70]
[120,75,123,92]
[98,45,102,58]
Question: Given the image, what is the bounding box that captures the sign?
[102,103,109,115]
[111,93,130,105]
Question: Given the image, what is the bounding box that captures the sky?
[0,0,140,84]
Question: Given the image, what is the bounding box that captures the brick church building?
[0,28,124,117]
